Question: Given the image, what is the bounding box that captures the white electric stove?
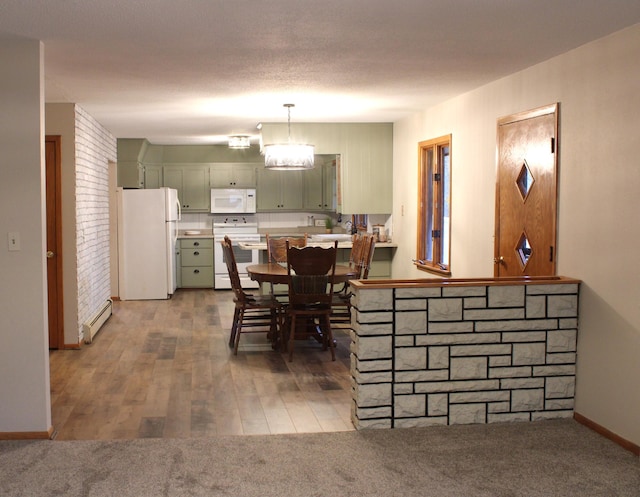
[212,216,260,289]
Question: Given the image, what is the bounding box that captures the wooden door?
[494,104,558,277]
[46,135,64,348]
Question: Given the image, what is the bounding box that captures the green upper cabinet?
[163,165,210,211]
[143,164,163,189]
[117,138,148,188]
[256,168,303,211]
[209,163,257,188]
[260,123,392,214]
[117,161,144,188]
[302,165,323,211]
[302,156,336,211]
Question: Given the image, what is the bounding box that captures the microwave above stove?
[210,188,256,214]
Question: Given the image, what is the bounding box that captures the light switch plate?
[8,232,20,251]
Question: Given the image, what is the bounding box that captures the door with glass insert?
[495,104,558,277]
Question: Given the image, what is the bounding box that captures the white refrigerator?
[117,187,180,300]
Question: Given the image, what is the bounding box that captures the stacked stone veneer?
[350,279,580,429]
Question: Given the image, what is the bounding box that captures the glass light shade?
[264,143,315,170]
[228,135,251,149]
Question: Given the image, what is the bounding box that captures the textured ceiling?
[2,1,640,144]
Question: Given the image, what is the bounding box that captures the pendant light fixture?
[264,104,314,170]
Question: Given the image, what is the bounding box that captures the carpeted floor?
[0,419,638,497]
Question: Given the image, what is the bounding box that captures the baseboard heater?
[82,299,113,344]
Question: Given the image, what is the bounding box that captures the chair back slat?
[347,233,376,279]
[286,242,337,307]
[266,234,308,263]
[220,236,248,302]
[360,235,376,280]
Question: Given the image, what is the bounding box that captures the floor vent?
[83,299,113,344]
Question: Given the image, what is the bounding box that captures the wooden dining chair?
[331,234,376,326]
[266,233,308,263]
[265,233,308,297]
[221,236,282,355]
[284,241,338,362]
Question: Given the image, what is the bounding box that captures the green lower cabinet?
[368,249,392,278]
[337,247,392,279]
[179,239,214,288]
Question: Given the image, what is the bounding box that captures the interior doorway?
[45,135,64,348]
[494,103,559,277]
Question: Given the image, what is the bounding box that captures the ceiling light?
[264,104,314,170]
[228,135,251,149]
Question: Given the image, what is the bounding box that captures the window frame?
[416,134,452,276]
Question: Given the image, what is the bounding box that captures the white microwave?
[210,188,256,214]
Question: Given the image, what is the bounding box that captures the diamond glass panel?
[516,160,535,200]
[516,232,532,267]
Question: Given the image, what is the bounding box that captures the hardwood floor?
[49,289,354,440]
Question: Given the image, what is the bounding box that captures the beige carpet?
[0,419,638,496]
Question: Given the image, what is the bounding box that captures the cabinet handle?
[194,269,200,274]
[194,251,200,256]
[194,242,199,246]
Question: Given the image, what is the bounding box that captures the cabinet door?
[210,163,257,188]
[209,165,233,188]
[232,164,257,187]
[164,166,209,211]
[117,161,143,188]
[182,167,210,211]
[302,166,324,210]
[256,168,282,210]
[280,171,303,210]
[322,161,337,210]
[256,168,303,211]
[163,167,184,202]
[144,164,163,189]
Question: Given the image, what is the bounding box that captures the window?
[417,135,451,275]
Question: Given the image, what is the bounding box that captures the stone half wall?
[349,277,580,429]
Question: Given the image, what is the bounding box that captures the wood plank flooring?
[49,289,354,440]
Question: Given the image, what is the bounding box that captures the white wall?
[392,23,640,446]
[74,106,117,342]
[0,37,51,434]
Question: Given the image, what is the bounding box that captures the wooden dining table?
[246,263,356,348]
[246,263,357,286]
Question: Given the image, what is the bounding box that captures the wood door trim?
[494,103,559,277]
[497,103,558,126]
[46,135,65,348]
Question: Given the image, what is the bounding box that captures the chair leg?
[322,314,336,361]
[280,314,289,353]
[233,308,245,355]
[269,308,279,349]
[288,315,296,362]
[229,307,240,347]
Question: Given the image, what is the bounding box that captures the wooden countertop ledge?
[349,275,580,289]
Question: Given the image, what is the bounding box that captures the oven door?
[214,235,260,289]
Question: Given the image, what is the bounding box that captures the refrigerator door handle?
[176,198,182,221]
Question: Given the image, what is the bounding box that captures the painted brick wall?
[74,106,117,341]
[350,280,580,429]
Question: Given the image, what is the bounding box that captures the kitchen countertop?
[239,241,397,250]
[177,230,214,239]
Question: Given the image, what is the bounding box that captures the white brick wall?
[74,106,116,341]
[350,279,580,429]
